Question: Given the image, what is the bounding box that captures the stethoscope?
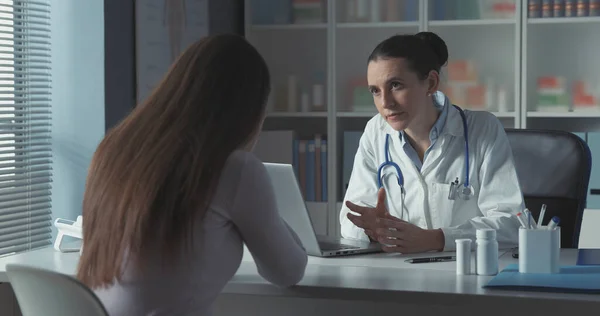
[377,104,474,220]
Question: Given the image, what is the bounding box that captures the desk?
[0,247,599,316]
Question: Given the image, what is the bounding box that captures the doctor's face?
[367,57,431,131]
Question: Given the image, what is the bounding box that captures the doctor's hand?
[345,188,389,242]
[375,214,445,253]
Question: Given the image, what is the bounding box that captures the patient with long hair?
[76,34,307,316]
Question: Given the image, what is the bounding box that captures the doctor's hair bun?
[414,32,448,71]
[368,32,449,80]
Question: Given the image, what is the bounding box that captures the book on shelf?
[529,0,600,18]
[430,0,516,21]
[249,0,326,25]
[253,130,327,202]
[342,131,363,197]
[341,0,418,23]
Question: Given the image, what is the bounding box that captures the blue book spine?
[565,0,577,16]
[251,0,271,25]
[542,0,554,17]
[591,0,600,15]
[306,140,316,202]
[432,0,446,20]
[293,139,299,178]
[321,140,327,202]
[272,0,293,24]
[554,0,566,17]
[404,0,418,21]
[529,0,542,18]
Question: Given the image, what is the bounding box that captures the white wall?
[50,0,105,234]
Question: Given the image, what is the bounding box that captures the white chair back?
[6,264,108,316]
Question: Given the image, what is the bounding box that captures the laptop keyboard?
[319,241,360,251]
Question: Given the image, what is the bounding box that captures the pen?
[524,209,537,229]
[547,216,560,230]
[539,204,547,228]
[516,212,528,228]
[404,256,456,264]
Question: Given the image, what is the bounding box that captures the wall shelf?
[266,112,328,118]
[337,21,419,29]
[527,111,600,118]
[474,110,517,118]
[336,111,517,118]
[250,23,327,31]
[429,18,516,26]
[527,17,600,25]
[337,111,376,118]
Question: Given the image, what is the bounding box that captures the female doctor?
[340,32,524,253]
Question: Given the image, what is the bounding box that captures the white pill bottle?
[476,228,498,275]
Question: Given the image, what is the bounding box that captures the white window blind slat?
[0,239,49,256]
[0,110,50,115]
[0,212,50,228]
[0,165,50,176]
[0,183,50,198]
[0,177,52,190]
[0,3,49,14]
[0,46,49,54]
[0,170,52,182]
[0,157,50,167]
[0,201,51,216]
[0,16,50,26]
[0,153,51,164]
[0,9,47,21]
[0,140,50,147]
[0,147,51,155]
[0,188,48,202]
[0,96,49,102]
[0,220,49,238]
[0,194,48,208]
[0,228,50,248]
[0,68,52,74]
[0,0,52,257]
[0,236,49,256]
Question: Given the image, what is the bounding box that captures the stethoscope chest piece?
[458,184,474,200]
[448,177,474,201]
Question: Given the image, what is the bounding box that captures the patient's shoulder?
[211,150,264,212]
[219,150,268,194]
[224,150,263,174]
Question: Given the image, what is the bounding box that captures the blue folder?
[484,264,600,294]
[577,249,600,266]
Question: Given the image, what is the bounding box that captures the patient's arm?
[230,154,308,287]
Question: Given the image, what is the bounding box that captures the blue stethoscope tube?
[377,104,470,193]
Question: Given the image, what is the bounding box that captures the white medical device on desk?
[53,216,83,254]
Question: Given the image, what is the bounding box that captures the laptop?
[263,162,381,257]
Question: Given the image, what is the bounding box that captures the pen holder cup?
[518,227,560,274]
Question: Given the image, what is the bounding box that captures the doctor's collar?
[432,90,448,109]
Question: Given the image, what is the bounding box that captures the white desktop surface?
[0,246,599,315]
[233,247,598,301]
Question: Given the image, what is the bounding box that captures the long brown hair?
[76,34,271,288]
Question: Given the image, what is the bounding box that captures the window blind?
[0,0,52,257]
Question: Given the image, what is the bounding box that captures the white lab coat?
[340,102,525,251]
